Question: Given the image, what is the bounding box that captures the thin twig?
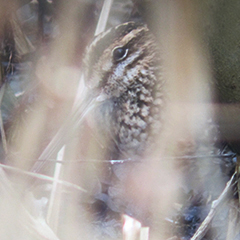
[34,152,235,164]
[0,83,8,154]
[190,172,236,240]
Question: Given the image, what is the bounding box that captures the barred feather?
[84,22,165,159]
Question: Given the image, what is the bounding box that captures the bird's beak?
[96,92,108,102]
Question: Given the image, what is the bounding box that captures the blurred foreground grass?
[0,1,239,240]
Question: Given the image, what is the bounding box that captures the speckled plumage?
[84,22,165,160]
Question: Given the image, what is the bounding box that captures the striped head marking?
[84,22,159,99]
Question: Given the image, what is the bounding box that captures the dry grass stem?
[0,163,86,193]
[191,173,236,240]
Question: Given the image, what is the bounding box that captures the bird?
[80,22,168,231]
[83,21,165,161]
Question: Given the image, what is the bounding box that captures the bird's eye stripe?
[85,23,147,70]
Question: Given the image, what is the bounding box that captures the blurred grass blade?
[32,96,96,172]
[46,146,65,232]
[95,0,113,35]
[0,83,7,154]
[0,166,60,240]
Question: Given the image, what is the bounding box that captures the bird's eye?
[112,47,128,61]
